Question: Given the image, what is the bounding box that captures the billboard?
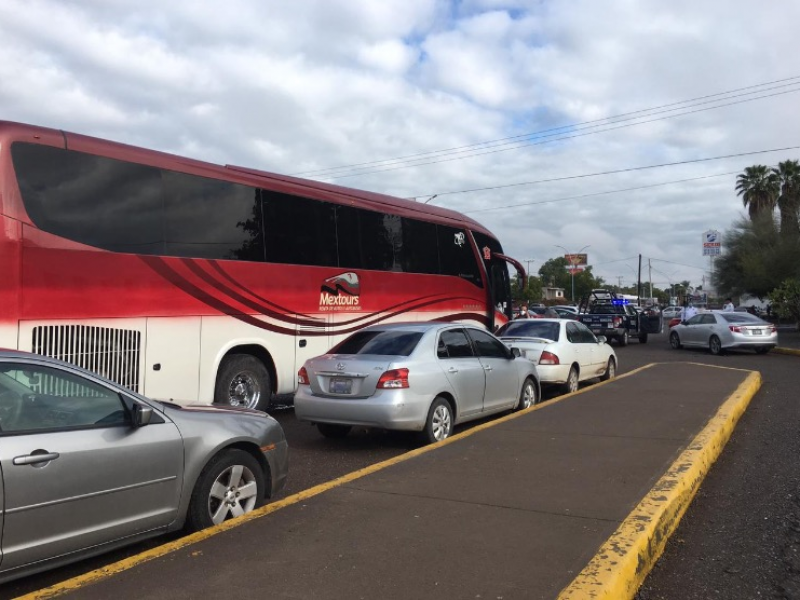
[702,230,721,256]
[563,253,588,266]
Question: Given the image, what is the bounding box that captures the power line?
[293,76,800,179]
[429,145,800,208]
[463,171,738,214]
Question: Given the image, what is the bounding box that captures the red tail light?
[377,368,409,389]
[729,325,743,333]
[612,317,622,328]
[539,351,560,365]
[297,366,309,385]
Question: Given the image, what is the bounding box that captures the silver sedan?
[669,311,778,355]
[294,322,541,443]
[0,350,288,584]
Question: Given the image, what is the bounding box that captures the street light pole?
[554,244,590,303]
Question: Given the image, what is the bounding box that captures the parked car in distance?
[496,318,617,394]
[661,306,683,319]
[294,322,540,444]
[0,350,288,584]
[669,311,778,355]
[552,305,579,314]
[550,306,580,320]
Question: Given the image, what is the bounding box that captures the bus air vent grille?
[31,325,142,393]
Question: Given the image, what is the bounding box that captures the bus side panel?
[0,215,21,347]
[144,316,201,403]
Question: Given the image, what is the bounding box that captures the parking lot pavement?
[24,362,760,600]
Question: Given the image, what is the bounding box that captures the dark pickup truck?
[577,289,661,346]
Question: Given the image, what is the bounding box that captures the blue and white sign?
[702,229,721,256]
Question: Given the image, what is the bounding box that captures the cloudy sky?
[2,0,799,297]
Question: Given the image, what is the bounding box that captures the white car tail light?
[539,351,560,365]
[377,368,409,389]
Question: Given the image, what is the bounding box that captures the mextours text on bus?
[0,121,524,410]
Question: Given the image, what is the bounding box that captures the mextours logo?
[319,272,361,311]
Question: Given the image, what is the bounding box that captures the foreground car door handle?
[13,451,60,466]
[448,367,459,374]
[483,365,493,371]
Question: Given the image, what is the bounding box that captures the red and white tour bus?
[0,120,524,410]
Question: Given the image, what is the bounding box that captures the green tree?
[736,165,779,222]
[511,274,542,304]
[768,278,800,329]
[713,216,800,298]
[773,159,800,238]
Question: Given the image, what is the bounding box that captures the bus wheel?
[215,354,271,411]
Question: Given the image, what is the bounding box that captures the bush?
[768,278,800,329]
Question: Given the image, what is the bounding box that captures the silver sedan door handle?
[483,365,493,371]
[13,451,60,466]
[448,367,459,373]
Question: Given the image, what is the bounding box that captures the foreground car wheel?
[600,357,616,381]
[562,366,579,394]
[317,423,352,438]
[516,377,539,410]
[422,397,453,444]
[709,335,723,356]
[669,331,682,349]
[214,354,271,411]
[186,449,265,531]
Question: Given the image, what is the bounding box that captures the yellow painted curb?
[556,368,762,600]
[774,346,800,357]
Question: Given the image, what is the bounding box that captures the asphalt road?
[2,329,798,599]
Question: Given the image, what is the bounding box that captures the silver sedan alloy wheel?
[520,379,537,409]
[431,403,452,441]
[207,463,259,525]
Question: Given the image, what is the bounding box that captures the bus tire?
[214,354,272,411]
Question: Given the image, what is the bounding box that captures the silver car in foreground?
[0,350,288,584]
[669,311,778,355]
[294,322,540,443]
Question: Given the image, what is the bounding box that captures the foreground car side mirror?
[132,403,153,428]
[596,335,607,344]
[510,347,521,358]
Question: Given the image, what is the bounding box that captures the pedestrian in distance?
[516,303,530,319]
[682,300,698,322]
[723,298,734,312]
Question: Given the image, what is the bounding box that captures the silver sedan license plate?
[330,377,353,394]
[752,329,762,335]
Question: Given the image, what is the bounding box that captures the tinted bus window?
[336,206,402,272]
[163,171,263,261]
[437,225,482,287]
[402,218,439,274]
[12,143,165,254]
[262,190,338,267]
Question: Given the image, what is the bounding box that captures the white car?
[661,306,683,319]
[496,318,617,394]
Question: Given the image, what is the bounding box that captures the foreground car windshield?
[496,321,561,340]
[330,330,424,356]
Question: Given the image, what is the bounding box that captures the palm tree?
[736,165,779,221]
[772,159,800,237]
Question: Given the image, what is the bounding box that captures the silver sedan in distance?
[669,311,778,355]
[294,322,541,444]
[0,350,288,584]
